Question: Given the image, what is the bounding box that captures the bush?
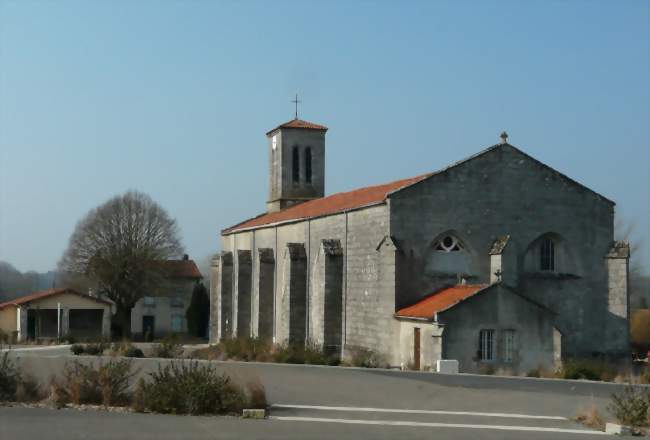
[98,359,135,406]
[574,404,605,430]
[189,345,225,361]
[222,337,272,362]
[245,380,267,409]
[131,378,146,413]
[0,351,20,401]
[70,344,85,355]
[608,386,650,428]
[59,359,135,406]
[349,348,385,368]
[83,342,107,356]
[142,361,247,415]
[111,342,144,358]
[561,359,617,382]
[15,374,42,402]
[526,369,541,378]
[151,336,183,359]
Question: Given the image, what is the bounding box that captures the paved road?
[0,406,607,440]
[1,345,628,438]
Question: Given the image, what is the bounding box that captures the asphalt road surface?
[0,345,632,439]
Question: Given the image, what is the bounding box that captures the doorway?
[142,315,155,341]
[414,327,421,370]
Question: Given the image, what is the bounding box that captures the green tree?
[186,282,210,338]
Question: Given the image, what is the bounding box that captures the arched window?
[434,235,464,252]
[540,238,555,271]
[292,146,299,183]
[425,233,474,277]
[305,147,312,183]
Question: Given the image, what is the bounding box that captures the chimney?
[183,254,189,261]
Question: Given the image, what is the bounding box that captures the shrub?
[526,369,541,378]
[189,345,225,361]
[560,359,617,382]
[111,342,144,358]
[83,342,107,356]
[60,359,135,406]
[0,351,20,401]
[131,378,146,413]
[151,336,183,359]
[15,374,42,402]
[62,361,101,404]
[245,380,267,409]
[479,364,496,375]
[98,359,136,406]
[142,361,247,415]
[574,404,605,430]
[222,337,272,362]
[70,344,85,355]
[608,386,650,428]
[349,348,386,368]
[48,380,68,409]
[272,344,307,364]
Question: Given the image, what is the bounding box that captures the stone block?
[436,359,459,374]
[605,422,633,435]
[242,408,266,419]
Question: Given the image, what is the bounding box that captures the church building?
[210,116,630,373]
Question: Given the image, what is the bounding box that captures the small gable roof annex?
[395,284,490,319]
[0,288,112,310]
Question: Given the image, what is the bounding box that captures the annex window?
[503,329,516,363]
[305,147,312,183]
[292,146,300,183]
[540,238,555,271]
[171,293,184,308]
[435,235,464,252]
[479,329,495,361]
[171,315,183,333]
[143,296,155,307]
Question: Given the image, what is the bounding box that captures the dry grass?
[574,404,605,431]
[245,379,268,409]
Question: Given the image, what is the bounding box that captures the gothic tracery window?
[435,235,464,252]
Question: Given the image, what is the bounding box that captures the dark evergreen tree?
[186,282,210,338]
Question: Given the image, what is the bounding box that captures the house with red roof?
[209,117,630,373]
[130,255,203,339]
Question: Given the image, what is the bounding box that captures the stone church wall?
[217,204,396,360]
[389,144,619,356]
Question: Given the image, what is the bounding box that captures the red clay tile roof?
[223,173,431,234]
[395,284,490,319]
[163,259,203,279]
[266,118,328,135]
[0,288,113,310]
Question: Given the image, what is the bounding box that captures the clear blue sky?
[0,0,648,274]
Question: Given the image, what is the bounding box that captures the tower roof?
[266,118,328,135]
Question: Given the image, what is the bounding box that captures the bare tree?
[59,191,183,337]
[615,215,649,310]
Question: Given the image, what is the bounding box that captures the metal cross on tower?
[291,94,302,119]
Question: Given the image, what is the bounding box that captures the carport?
[0,288,112,342]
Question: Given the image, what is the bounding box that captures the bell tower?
[266,118,327,213]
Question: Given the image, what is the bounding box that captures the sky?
[0,0,648,274]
